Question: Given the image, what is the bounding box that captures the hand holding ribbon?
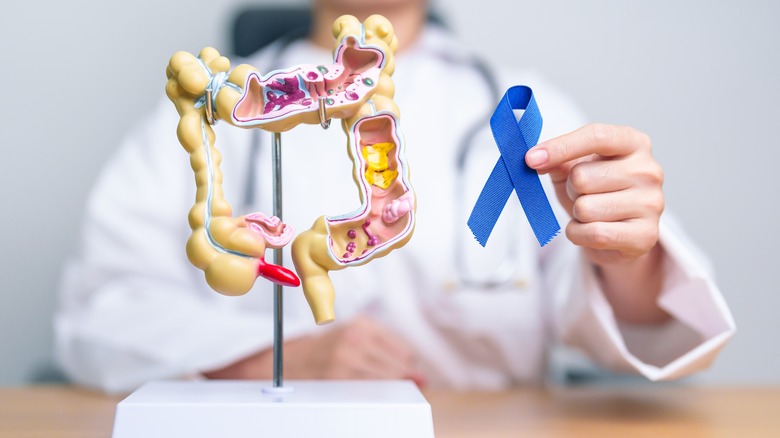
[527,123,668,323]
[469,86,667,322]
[526,123,665,266]
[468,86,560,247]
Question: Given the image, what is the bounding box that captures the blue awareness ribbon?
[467,85,560,247]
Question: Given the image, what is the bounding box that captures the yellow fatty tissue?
[361,142,398,189]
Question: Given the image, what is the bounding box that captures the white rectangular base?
[112,380,434,438]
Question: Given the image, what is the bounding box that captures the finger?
[582,247,637,266]
[326,335,401,380]
[547,156,596,217]
[565,219,659,256]
[407,371,428,388]
[542,158,577,184]
[327,343,371,379]
[364,345,415,379]
[373,328,414,361]
[341,341,413,380]
[571,189,663,223]
[341,316,417,378]
[368,325,417,372]
[565,159,636,198]
[527,124,651,171]
[347,356,401,380]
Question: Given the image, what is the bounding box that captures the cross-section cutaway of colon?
[165,14,414,324]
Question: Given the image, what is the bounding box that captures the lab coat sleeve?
[54,102,312,393]
[550,212,736,380]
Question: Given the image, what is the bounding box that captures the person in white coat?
[55,0,735,393]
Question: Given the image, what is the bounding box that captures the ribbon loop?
[467,85,560,247]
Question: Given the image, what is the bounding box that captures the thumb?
[527,146,575,216]
[526,145,573,183]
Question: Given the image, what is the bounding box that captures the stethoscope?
[238,24,523,290]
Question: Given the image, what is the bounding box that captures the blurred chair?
[230,5,448,57]
[231,6,311,57]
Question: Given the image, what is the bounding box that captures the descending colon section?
[291,15,416,325]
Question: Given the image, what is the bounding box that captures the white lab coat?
[55,25,735,393]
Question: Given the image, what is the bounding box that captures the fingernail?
[526,148,548,167]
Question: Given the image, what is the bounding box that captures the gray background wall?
[1,0,778,386]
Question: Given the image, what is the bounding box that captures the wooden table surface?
[0,385,778,437]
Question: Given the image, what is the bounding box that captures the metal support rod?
[271,132,284,388]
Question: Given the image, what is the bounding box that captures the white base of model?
[111,380,435,438]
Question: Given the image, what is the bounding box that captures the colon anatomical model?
[165,14,415,325]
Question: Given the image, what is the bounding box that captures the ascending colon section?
[165,47,300,295]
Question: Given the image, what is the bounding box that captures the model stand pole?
[269,100,329,390]
[271,131,285,389]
